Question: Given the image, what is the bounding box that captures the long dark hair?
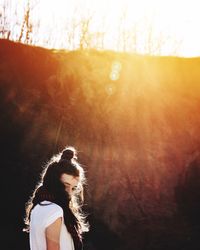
[24,146,89,236]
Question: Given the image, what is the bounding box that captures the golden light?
[2,0,200,56]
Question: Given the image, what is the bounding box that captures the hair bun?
[61,148,76,161]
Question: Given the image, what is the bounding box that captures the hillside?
[1,39,200,250]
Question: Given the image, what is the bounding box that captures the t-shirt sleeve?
[44,204,63,228]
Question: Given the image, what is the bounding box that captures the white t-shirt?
[30,201,75,250]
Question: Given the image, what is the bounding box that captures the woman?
[24,146,89,250]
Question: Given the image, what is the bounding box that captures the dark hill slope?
[1,39,200,250]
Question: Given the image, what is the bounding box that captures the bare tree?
[117,9,129,52]
[89,15,106,50]
[66,16,79,50]
[77,9,94,50]
[128,23,139,53]
[79,18,91,50]
[0,1,11,39]
[0,0,183,55]
[134,13,182,56]
[18,0,33,44]
[92,31,106,50]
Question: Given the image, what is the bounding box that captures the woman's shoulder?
[32,201,63,217]
[31,201,63,228]
[40,201,63,212]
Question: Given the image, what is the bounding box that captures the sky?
[0,0,200,56]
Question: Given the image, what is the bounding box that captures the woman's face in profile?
[60,173,80,196]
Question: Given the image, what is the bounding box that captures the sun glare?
[1,0,200,56]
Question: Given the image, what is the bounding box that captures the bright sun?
[2,0,200,56]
